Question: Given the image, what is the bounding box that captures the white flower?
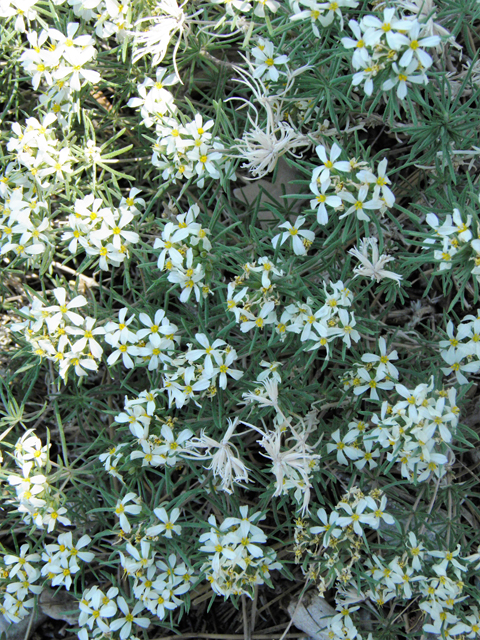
[252,40,288,82]
[114,492,142,533]
[326,429,362,465]
[336,500,371,536]
[353,368,394,401]
[360,495,395,529]
[272,216,315,255]
[382,61,427,100]
[66,317,105,358]
[310,508,342,547]
[341,19,371,68]
[253,0,279,17]
[441,350,480,384]
[348,237,402,284]
[340,188,383,221]
[354,437,380,470]
[337,309,361,348]
[249,256,284,288]
[361,337,399,378]
[45,287,87,332]
[398,21,440,69]
[309,178,342,225]
[356,158,395,207]
[240,300,277,333]
[4,545,40,579]
[146,507,181,538]
[110,597,150,639]
[312,142,351,183]
[185,333,226,370]
[91,209,139,250]
[210,351,243,389]
[43,507,71,532]
[361,8,412,50]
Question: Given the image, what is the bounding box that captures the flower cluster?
[341,336,398,401]
[308,146,395,225]
[61,190,142,271]
[0,187,51,263]
[127,68,178,128]
[20,23,101,114]
[41,532,95,590]
[290,0,359,35]
[154,203,213,303]
[2,0,480,637]
[7,113,75,190]
[423,207,480,281]
[71,0,132,42]
[0,544,43,624]
[103,306,178,371]
[294,487,394,595]
[102,390,194,485]
[297,514,480,640]
[118,543,194,621]
[226,271,361,359]
[78,587,150,640]
[439,314,480,384]
[129,78,234,187]
[199,507,282,598]
[343,371,459,483]
[4,430,72,532]
[163,332,244,408]
[10,287,105,380]
[341,10,441,98]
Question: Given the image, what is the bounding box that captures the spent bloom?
[348,237,402,284]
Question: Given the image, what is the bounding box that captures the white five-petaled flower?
[398,20,440,69]
[312,142,351,183]
[310,507,342,547]
[272,216,315,255]
[356,158,395,207]
[309,178,343,225]
[361,8,412,50]
[4,545,41,579]
[45,287,87,332]
[361,337,399,378]
[353,368,395,400]
[209,351,244,389]
[109,596,150,639]
[336,500,371,536]
[382,61,427,100]
[340,187,383,221]
[252,39,289,82]
[341,19,371,68]
[326,429,362,465]
[146,507,181,538]
[114,492,142,533]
